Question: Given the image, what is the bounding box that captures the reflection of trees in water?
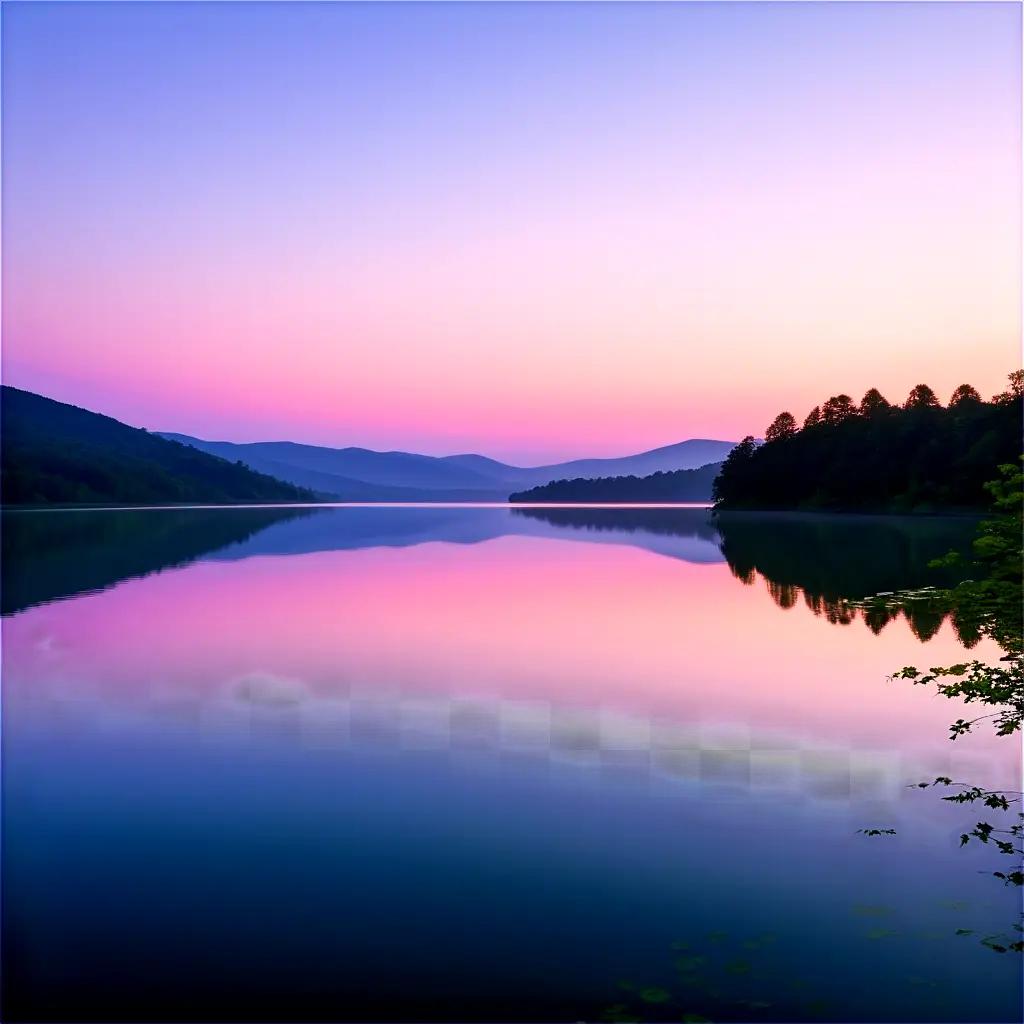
[516,507,978,642]
[716,512,978,643]
[511,505,719,540]
[1,506,315,615]
[861,462,1023,954]
[737,570,967,644]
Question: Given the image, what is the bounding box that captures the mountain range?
[158,433,735,501]
[0,385,735,505]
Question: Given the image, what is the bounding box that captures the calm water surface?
[2,506,1020,1022]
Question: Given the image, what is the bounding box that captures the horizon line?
[1,380,738,467]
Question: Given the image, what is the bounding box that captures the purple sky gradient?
[2,2,1020,461]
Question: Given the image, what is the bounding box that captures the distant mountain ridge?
[521,439,732,482]
[0,384,736,505]
[158,433,737,501]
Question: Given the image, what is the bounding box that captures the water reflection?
[0,505,312,614]
[3,505,722,616]
[2,507,1017,1022]
[511,505,719,541]
[3,505,977,629]
[714,512,978,643]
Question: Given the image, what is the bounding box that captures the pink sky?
[2,3,1020,462]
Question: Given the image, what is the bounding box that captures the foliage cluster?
[857,461,1023,952]
[879,462,1022,739]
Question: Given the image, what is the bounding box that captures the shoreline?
[0,500,986,519]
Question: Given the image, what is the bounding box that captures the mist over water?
[2,506,1019,1022]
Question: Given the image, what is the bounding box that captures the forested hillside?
[1,387,315,505]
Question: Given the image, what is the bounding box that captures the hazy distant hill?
[1,387,314,505]
[159,435,507,500]
[509,462,723,503]
[523,440,734,482]
[159,434,737,501]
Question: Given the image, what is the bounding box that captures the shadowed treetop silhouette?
[713,373,1021,513]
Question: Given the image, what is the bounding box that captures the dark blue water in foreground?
[2,507,1020,1022]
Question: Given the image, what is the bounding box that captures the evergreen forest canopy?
[508,462,721,503]
[713,373,1023,512]
[0,386,315,505]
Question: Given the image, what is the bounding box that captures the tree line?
[712,373,1022,511]
[509,462,721,503]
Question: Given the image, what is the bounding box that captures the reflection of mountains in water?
[2,506,980,642]
[714,512,979,643]
[1,507,312,615]
[1,505,723,615]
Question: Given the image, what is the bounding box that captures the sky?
[2,1,1020,464]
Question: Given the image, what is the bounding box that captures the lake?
[2,505,1020,1023]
